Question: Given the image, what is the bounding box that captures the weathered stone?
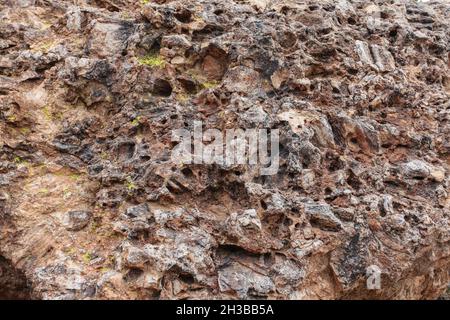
[0,0,448,301]
[61,210,92,231]
[226,209,262,231]
[66,6,83,31]
[218,262,275,298]
[305,203,342,231]
[402,160,431,179]
[380,195,395,216]
[122,244,149,269]
[223,66,263,94]
[125,203,150,219]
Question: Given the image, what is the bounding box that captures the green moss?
[138,54,165,68]
[141,0,150,4]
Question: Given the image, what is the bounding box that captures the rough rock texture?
[0,0,449,300]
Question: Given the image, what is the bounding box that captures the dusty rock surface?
[0,0,449,299]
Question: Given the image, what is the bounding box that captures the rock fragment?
[61,210,92,231]
[305,203,342,231]
[402,160,431,179]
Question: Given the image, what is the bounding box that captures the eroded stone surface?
[0,0,449,300]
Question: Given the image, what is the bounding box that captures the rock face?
[0,0,449,300]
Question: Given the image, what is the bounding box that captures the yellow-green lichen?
[69,173,82,181]
[131,116,142,127]
[19,127,31,135]
[82,252,93,264]
[33,41,55,53]
[121,11,132,20]
[13,156,30,168]
[186,70,220,90]
[38,188,50,195]
[65,247,77,256]
[125,177,137,192]
[42,105,53,121]
[138,54,165,68]
[40,21,52,31]
[7,115,16,122]
[100,152,109,160]
[201,80,219,89]
[90,221,100,233]
[100,267,111,273]
[176,93,189,103]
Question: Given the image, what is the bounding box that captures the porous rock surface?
[0,0,449,299]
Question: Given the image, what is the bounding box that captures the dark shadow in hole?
[152,79,173,97]
[174,9,192,23]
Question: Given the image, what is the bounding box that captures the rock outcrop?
[0,0,449,299]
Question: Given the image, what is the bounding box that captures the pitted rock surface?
[0,0,449,299]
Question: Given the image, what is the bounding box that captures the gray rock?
[402,160,431,179]
[218,262,275,298]
[15,0,35,7]
[61,210,92,231]
[122,244,149,268]
[66,6,83,31]
[385,214,408,232]
[305,203,342,231]
[125,203,150,219]
[380,194,394,216]
[161,35,192,50]
[370,44,396,72]
[227,209,262,231]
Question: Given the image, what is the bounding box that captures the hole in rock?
[347,17,357,25]
[152,79,173,97]
[260,200,268,210]
[117,142,136,160]
[174,9,192,23]
[181,167,193,178]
